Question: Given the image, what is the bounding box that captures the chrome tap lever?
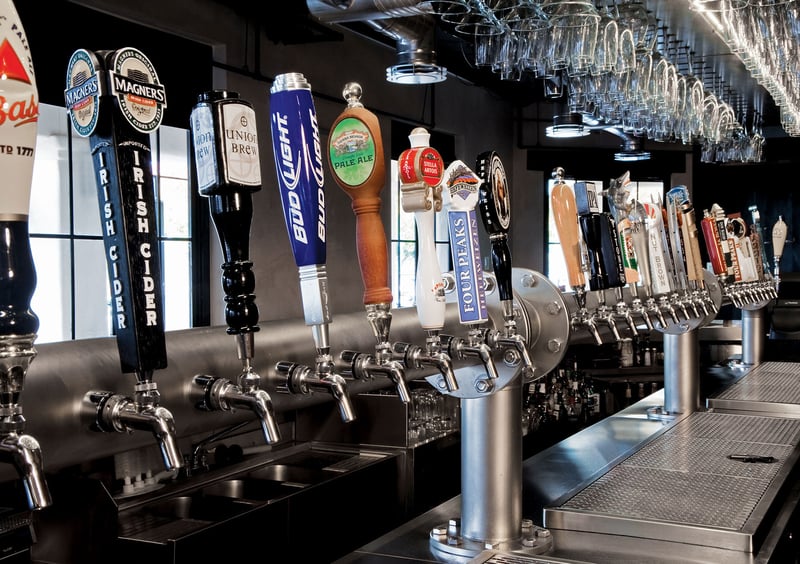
[659,294,681,325]
[393,337,458,393]
[485,330,534,380]
[614,287,639,336]
[84,380,183,471]
[276,361,356,423]
[594,291,622,341]
[572,288,603,345]
[444,330,500,382]
[340,349,410,404]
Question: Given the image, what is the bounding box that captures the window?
[29,103,194,343]
[546,177,663,291]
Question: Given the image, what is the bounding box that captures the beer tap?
[665,186,699,318]
[0,0,51,509]
[628,202,669,329]
[773,216,788,291]
[326,82,409,403]
[705,203,742,307]
[475,151,534,379]
[269,72,354,423]
[68,47,182,471]
[189,90,280,444]
[606,171,651,332]
[390,128,458,392]
[642,201,683,324]
[574,180,624,341]
[679,198,716,316]
[550,168,602,344]
[749,206,778,300]
[440,160,499,387]
[727,213,761,306]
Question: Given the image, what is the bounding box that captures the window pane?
[157,126,189,180]
[30,238,72,343]
[162,240,192,331]
[30,104,70,235]
[74,239,112,340]
[159,177,190,238]
[72,133,102,237]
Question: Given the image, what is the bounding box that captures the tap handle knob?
[550,174,585,289]
[476,151,513,302]
[191,91,262,334]
[0,2,38,336]
[66,47,168,375]
[328,83,392,305]
[442,161,488,325]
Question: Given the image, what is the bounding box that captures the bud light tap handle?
[476,151,513,303]
[328,83,392,306]
[191,90,262,336]
[442,160,488,326]
[269,73,330,337]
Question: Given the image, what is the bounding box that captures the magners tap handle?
[328,82,392,306]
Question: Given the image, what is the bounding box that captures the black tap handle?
[66,47,168,374]
[0,222,38,336]
[601,213,627,289]
[476,151,513,302]
[191,91,263,335]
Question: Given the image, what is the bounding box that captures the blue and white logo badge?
[109,47,166,134]
[65,49,102,137]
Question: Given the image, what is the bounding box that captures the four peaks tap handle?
[328,83,392,306]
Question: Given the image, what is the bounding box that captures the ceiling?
[217,0,790,140]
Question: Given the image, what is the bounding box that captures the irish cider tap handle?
[328,82,391,306]
[550,170,585,289]
[476,151,513,303]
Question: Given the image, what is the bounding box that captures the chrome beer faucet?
[269,72,355,422]
[328,83,410,403]
[476,151,534,379]
[392,127,458,392]
[72,47,182,472]
[189,90,280,444]
[0,1,51,510]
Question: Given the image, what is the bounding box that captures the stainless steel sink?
[144,494,256,521]
[248,464,330,485]
[201,478,306,501]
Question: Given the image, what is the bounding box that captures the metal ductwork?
[603,126,651,162]
[306,0,447,84]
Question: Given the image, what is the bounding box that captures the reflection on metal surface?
[708,361,800,415]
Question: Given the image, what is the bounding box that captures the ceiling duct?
[604,127,651,162]
[306,0,447,84]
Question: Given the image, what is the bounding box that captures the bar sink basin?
[201,478,305,502]
[247,464,331,485]
[145,494,255,522]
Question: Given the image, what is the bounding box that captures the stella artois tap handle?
[773,216,788,287]
[328,82,409,404]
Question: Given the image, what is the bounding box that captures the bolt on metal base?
[429,517,553,562]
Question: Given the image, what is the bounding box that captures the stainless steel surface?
[663,329,700,414]
[545,411,800,552]
[708,361,800,416]
[460,378,522,543]
[742,307,768,366]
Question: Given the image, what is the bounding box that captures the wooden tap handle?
[550,182,585,288]
[328,83,392,305]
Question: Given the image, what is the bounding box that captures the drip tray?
[707,361,800,414]
[544,411,800,552]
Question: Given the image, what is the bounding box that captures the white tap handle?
[773,216,788,260]
[414,204,446,330]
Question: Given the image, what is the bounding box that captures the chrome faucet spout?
[0,432,51,510]
[118,404,183,471]
[490,332,534,380]
[450,336,499,381]
[276,361,356,423]
[392,342,458,392]
[339,350,411,403]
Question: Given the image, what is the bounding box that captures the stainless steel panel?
[545,411,800,552]
[708,362,800,415]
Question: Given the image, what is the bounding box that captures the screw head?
[547,339,562,353]
[522,274,536,288]
[546,301,562,315]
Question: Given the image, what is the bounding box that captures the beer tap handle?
[269,72,331,351]
[190,90,280,444]
[328,83,392,308]
[476,152,513,306]
[773,215,788,284]
[679,199,705,286]
[549,169,586,290]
